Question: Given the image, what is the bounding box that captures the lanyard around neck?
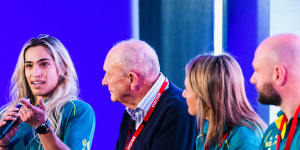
[276,104,300,150]
[124,77,168,150]
[204,125,233,150]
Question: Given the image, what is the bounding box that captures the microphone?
[0,104,23,140]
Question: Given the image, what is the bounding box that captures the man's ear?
[273,65,287,86]
[128,72,138,90]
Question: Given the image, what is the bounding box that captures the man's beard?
[257,83,282,106]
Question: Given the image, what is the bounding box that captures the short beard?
[258,83,282,106]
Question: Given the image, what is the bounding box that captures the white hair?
[113,39,160,81]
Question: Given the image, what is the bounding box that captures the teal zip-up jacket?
[261,110,300,150]
[0,100,95,150]
[196,120,263,150]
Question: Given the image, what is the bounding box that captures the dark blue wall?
[224,0,270,122]
[0,1,132,149]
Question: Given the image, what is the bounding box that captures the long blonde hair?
[186,53,266,147]
[7,34,79,137]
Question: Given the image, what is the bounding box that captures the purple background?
[0,0,131,149]
[0,0,271,149]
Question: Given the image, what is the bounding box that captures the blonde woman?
[0,35,95,150]
[182,54,266,150]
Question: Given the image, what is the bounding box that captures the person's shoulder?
[259,122,277,149]
[64,100,93,109]
[262,122,277,139]
[229,124,263,149]
[233,124,262,138]
[162,82,185,104]
[63,100,94,117]
[166,82,183,94]
[264,121,277,131]
[158,82,190,117]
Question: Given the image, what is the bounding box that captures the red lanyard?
[124,77,168,150]
[276,104,300,150]
[204,125,232,150]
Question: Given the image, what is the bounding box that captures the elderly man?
[250,34,300,150]
[102,40,196,150]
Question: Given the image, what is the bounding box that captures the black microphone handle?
[0,104,22,140]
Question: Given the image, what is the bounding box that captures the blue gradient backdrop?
[0,1,131,149]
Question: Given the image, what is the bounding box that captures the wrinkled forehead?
[103,49,122,71]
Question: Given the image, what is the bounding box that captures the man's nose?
[250,74,255,84]
[102,75,108,86]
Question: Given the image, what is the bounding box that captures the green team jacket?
[261,110,300,150]
[1,100,95,150]
[196,120,263,150]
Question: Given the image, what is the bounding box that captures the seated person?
[0,34,95,150]
[183,53,266,150]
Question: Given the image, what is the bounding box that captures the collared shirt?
[261,110,300,150]
[126,73,169,129]
[196,120,263,150]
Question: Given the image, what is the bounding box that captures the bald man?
[251,34,300,150]
[102,40,196,150]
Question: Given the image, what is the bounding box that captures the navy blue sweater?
[115,82,197,150]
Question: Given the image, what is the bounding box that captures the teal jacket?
[261,110,300,150]
[2,100,95,150]
[196,120,263,150]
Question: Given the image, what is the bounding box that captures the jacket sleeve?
[61,100,96,150]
